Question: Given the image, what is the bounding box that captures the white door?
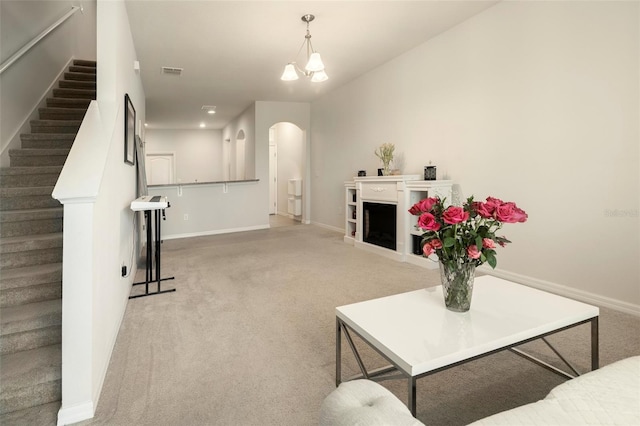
[269,144,277,214]
[146,153,174,185]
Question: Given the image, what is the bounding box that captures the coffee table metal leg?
[408,377,417,416]
[336,318,342,386]
[591,316,599,371]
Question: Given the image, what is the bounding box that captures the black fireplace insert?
[363,202,397,251]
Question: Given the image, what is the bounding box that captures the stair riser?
[0,174,59,188]
[73,59,96,67]
[1,219,62,238]
[0,380,61,415]
[20,140,73,150]
[0,249,62,270]
[52,89,95,99]
[63,72,95,82]
[30,125,80,134]
[46,98,91,109]
[0,266,62,291]
[38,109,86,120]
[59,80,96,90]
[0,196,60,211]
[0,283,61,308]
[0,327,61,355]
[10,156,68,167]
[68,66,96,74]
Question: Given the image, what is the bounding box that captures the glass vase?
[439,260,476,312]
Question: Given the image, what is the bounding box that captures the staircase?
[0,59,96,424]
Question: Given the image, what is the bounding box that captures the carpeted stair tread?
[0,281,61,308]
[0,345,61,392]
[0,233,63,255]
[0,186,55,197]
[38,107,88,120]
[68,65,96,74]
[0,166,63,175]
[9,148,71,157]
[58,80,96,90]
[63,71,96,82]
[0,344,61,415]
[0,166,63,187]
[0,208,63,238]
[52,88,95,99]
[0,400,59,424]
[0,264,62,291]
[46,97,91,108]
[0,300,61,336]
[0,208,63,223]
[73,59,96,67]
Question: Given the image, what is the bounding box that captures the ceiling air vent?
[161,66,183,76]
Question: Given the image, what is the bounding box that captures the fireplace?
[363,202,396,251]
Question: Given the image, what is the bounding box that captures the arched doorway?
[269,122,304,221]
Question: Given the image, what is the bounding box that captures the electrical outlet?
[184,214,189,221]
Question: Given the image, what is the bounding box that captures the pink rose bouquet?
[408,196,528,269]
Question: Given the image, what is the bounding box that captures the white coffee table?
[335,275,599,416]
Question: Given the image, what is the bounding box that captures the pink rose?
[418,213,440,231]
[467,245,481,259]
[429,239,443,250]
[482,238,496,249]
[408,204,422,215]
[417,197,439,212]
[408,197,439,215]
[511,206,528,223]
[485,197,504,210]
[495,202,528,223]
[423,243,435,257]
[442,206,470,224]
[473,202,494,219]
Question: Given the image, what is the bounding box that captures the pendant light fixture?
[281,14,328,83]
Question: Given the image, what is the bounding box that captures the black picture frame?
[124,94,136,165]
[135,135,148,196]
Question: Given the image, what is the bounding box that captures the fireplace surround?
[344,175,453,266]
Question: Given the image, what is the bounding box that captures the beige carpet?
[75,222,640,425]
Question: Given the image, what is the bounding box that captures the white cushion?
[319,379,424,426]
[469,356,640,425]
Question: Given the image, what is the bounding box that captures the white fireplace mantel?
[344,176,453,267]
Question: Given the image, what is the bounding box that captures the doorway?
[145,153,175,185]
[268,122,304,220]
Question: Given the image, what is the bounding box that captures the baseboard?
[311,221,342,234]
[57,400,95,426]
[479,266,640,317]
[162,224,270,240]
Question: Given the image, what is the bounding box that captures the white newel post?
[57,200,97,424]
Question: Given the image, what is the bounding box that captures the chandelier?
[280,14,328,83]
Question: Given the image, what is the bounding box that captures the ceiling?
[125,1,499,130]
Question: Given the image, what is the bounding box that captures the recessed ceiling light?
[199,123,205,128]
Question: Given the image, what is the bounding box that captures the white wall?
[53,0,145,423]
[223,103,256,180]
[273,122,304,216]
[0,0,97,166]
[310,1,639,312]
[145,129,223,183]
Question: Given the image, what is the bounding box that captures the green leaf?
[444,237,456,248]
[486,251,497,269]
